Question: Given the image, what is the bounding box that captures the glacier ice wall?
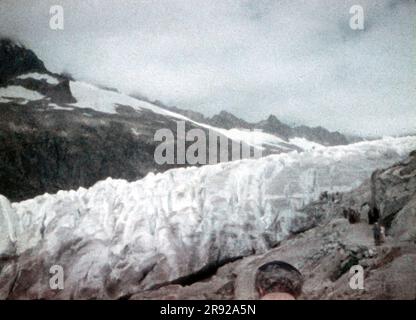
[1,136,415,298]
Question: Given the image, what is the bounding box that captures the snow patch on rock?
[17,72,59,85]
[0,85,44,102]
[48,103,74,111]
[69,80,188,119]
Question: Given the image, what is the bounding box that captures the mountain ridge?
[139,99,361,146]
[0,37,354,148]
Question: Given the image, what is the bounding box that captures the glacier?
[0,136,415,299]
[17,72,60,85]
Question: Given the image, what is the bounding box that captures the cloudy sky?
[0,0,415,136]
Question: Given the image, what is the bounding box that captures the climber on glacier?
[255,261,304,300]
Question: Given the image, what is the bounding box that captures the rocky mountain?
[209,111,252,130]
[157,106,355,146]
[0,39,355,202]
[0,137,415,299]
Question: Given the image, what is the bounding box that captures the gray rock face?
[377,152,416,243]
[390,196,416,243]
[0,195,18,300]
[131,219,416,300]
[0,195,17,258]
[254,115,353,146]
[372,152,416,228]
[255,115,293,140]
[291,125,350,146]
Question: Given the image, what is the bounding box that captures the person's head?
[255,261,304,300]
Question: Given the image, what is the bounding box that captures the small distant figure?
[255,261,304,300]
[342,208,360,223]
[334,192,342,203]
[343,208,349,219]
[368,206,380,225]
[373,222,386,246]
[319,191,329,202]
[347,208,360,224]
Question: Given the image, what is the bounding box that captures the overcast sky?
[0,0,415,136]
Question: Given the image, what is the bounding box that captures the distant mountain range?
[136,99,362,146]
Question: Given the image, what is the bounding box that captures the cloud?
[0,0,415,136]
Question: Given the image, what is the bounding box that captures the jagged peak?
[215,110,241,119]
[264,114,285,125]
[0,38,47,85]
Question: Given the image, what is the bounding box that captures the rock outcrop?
[0,39,46,85]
